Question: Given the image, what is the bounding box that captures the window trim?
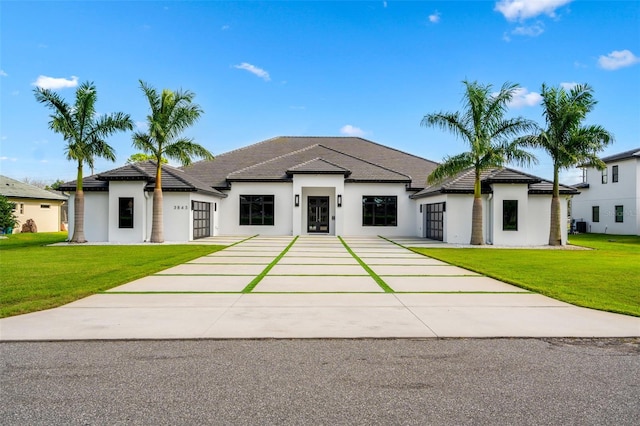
[118,197,134,229]
[362,195,398,227]
[601,168,608,184]
[239,195,275,226]
[615,205,624,223]
[612,165,619,183]
[592,206,600,223]
[502,200,518,231]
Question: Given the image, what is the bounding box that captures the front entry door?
[307,196,330,233]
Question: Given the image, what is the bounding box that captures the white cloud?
[340,125,366,137]
[0,156,17,162]
[429,11,441,23]
[598,50,640,70]
[495,0,573,21]
[135,121,148,131]
[506,87,542,108]
[0,69,7,77]
[511,21,544,36]
[32,75,79,90]
[560,82,578,90]
[233,63,271,81]
[221,25,230,31]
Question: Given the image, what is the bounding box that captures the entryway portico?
[291,171,346,236]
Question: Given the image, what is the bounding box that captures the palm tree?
[421,80,537,245]
[133,80,213,243]
[34,81,133,243]
[516,84,613,245]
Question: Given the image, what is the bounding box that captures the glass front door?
[307,196,330,233]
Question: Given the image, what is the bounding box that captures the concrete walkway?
[1,236,638,340]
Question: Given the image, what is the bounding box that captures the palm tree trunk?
[470,172,484,245]
[70,162,86,243]
[549,165,562,246]
[150,162,164,243]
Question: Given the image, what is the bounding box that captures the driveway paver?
[1,235,638,340]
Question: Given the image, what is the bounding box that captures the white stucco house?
[571,147,640,235]
[59,136,578,245]
[0,175,68,233]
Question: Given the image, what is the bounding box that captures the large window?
[119,197,134,228]
[362,196,397,226]
[612,165,619,183]
[240,195,274,225]
[503,200,518,231]
[615,205,624,223]
[592,206,600,223]
[601,168,608,184]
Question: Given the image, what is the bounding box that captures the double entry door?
[307,196,330,233]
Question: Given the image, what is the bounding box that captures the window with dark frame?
[615,205,624,223]
[240,195,274,226]
[362,196,397,226]
[612,165,619,183]
[119,197,134,228]
[601,168,608,184]
[592,206,600,223]
[503,200,518,231]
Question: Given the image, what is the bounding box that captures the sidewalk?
[1,236,638,340]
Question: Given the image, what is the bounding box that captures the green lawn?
[0,232,225,318]
[411,234,640,317]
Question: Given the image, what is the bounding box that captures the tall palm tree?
[133,80,213,243]
[34,81,133,243]
[421,80,537,245]
[516,84,613,245]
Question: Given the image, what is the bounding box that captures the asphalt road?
[1,338,638,425]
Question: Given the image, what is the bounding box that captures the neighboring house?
[0,175,68,233]
[571,148,640,235]
[60,136,578,245]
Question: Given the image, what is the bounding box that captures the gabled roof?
[59,161,226,197]
[226,144,411,182]
[183,136,438,189]
[411,167,579,199]
[601,148,640,163]
[0,175,67,201]
[287,158,351,176]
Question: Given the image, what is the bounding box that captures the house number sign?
[173,205,189,210]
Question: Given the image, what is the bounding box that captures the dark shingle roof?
[227,144,411,182]
[59,161,226,197]
[411,167,579,199]
[0,175,68,201]
[183,136,438,189]
[601,148,640,163]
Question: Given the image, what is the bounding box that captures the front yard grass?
[0,232,225,318]
[411,234,640,317]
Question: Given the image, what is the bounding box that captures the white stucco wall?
[572,158,639,235]
[11,198,64,233]
[108,181,147,243]
[293,175,344,236]
[67,191,109,242]
[342,182,416,237]
[490,184,530,246]
[218,182,293,236]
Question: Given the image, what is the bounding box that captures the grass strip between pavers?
[102,290,531,295]
[241,236,299,293]
[338,236,394,293]
[225,235,259,247]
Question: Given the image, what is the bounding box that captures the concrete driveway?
[1,236,638,340]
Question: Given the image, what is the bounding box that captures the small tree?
[0,196,19,233]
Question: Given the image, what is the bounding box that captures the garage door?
[424,202,445,241]
[192,201,211,239]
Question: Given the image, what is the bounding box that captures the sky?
[1,0,639,186]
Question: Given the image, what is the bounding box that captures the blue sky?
[1,0,639,185]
